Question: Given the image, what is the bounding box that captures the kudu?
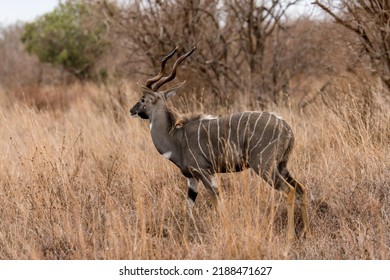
[130,47,310,240]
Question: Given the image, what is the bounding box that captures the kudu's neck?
[149,102,179,157]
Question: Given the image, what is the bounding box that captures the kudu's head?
[130,46,196,120]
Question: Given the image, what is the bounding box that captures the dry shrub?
[103,0,335,105]
[314,0,390,90]
[0,24,68,89]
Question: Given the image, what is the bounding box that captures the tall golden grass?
[0,78,389,259]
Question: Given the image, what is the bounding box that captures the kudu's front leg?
[186,174,221,217]
[188,167,220,209]
[198,172,220,209]
[187,178,199,216]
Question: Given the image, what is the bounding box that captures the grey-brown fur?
[129,47,310,240]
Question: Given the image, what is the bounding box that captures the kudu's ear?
[161,80,187,100]
[137,82,157,98]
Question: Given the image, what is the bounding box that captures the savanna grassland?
[1,0,390,261]
[0,75,389,260]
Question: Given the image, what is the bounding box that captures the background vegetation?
[0,0,389,259]
[21,0,109,80]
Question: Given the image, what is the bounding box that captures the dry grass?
[0,79,389,260]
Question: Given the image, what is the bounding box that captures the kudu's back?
[180,111,294,176]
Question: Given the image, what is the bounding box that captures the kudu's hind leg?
[283,172,311,236]
[250,162,296,240]
[275,175,296,242]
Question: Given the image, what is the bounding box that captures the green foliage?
[21,0,108,80]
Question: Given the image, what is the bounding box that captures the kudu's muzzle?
[130,102,149,119]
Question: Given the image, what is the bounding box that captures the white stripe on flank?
[197,119,208,158]
[217,118,220,154]
[236,112,246,148]
[250,114,273,153]
[207,119,217,162]
[254,117,279,154]
[185,132,206,176]
[259,120,283,155]
[228,114,233,144]
[248,112,263,143]
[243,112,254,144]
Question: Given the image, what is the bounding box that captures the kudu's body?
[130,47,310,240]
